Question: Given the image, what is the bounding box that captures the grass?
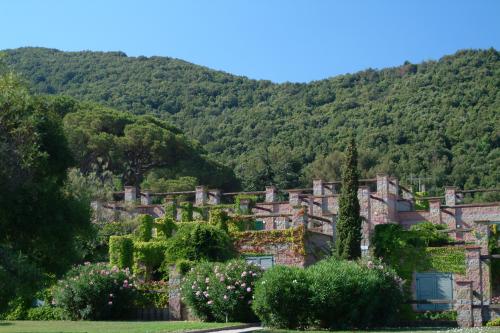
[0,320,243,333]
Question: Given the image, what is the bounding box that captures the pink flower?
[207,300,213,305]
[223,295,228,300]
[246,287,252,292]
[108,301,113,305]
[241,283,246,288]
[109,293,114,297]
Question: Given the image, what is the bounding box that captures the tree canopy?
[4,47,499,192]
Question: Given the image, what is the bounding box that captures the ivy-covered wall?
[233,226,307,266]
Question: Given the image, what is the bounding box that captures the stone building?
[106,174,500,326]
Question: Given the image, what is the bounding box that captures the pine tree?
[335,138,362,260]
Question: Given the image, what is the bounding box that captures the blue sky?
[1,0,499,82]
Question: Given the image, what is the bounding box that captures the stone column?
[313,179,327,216]
[124,186,137,203]
[445,186,457,206]
[465,245,489,326]
[208,189,221,205]
[376,173,389,199]
[358,186,371,249]
[168,267,182,320]
[288,190,301,206]
[313,179,324,196]
[195,186,207,206]
[265,185,277,203]
[428,199,442,224]
[140,190,152,205]
[238,199,250,214]
[455,280,474,327]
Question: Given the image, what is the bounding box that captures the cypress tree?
[335,138,362,260]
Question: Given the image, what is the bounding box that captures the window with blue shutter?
[416,272,453,311]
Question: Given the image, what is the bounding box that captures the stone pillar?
[455,280,474,327]
[140,190,152,205]
[428,199,442,224]
[124,186,137,203]
[265,185,277,203]
[289,190,301,206]
[208,189,221,205]
[195,186,207,206]
[358,186,371,249]
[168,266,182,320]
[313,179,324,196]
[313,179,327,216]
[238,199,250,213]
[445,186,457,206]
[376,174,389,199]
[465,245,490,326]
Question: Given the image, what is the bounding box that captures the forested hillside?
[4,47,499,192]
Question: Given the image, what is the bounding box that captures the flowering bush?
[181,260,263,322]
[253,257,404,329]
[52,262,138,320]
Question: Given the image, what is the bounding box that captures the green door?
[416,272,453,311]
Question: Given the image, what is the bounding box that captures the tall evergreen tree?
[335,138,362,260]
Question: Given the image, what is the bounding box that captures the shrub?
[252,258,404,329]
[109,236,134,269]
[163,222,235,264]
[180,202,193,222]
[155,215,177,239]
[135,280,169,308]
[486,317,500,326]
[308,258,404,329]
[135,214,154,241]
[409,222,452,246]
[52,262,138,320]
[26,306,66,320]
[133,241,169,280]
[252,265,311,329]
[181,260,263,322]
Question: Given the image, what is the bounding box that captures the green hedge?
[421,247,466,274]
[133,241,169,280]
[135,214,154,241]
[109,236,134,269]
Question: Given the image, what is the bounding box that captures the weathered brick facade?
[106,174,500,326]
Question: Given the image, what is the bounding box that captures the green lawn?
[0,321,243,333]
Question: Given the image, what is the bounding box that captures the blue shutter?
[416,272,453,311]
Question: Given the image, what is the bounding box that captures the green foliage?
[109,236,134,269]
[253,257,404,329]
[234,195,258,214]
[142,175,198,194]
[135,214,154,241]
[335,138,362,260]
[52,262,138,320]
[181,260,263,322]
[180,202,194,222]
[0,73,91,310]
[164,201,177,219]
[414,192,430,210]
[6,47,499,192]
[409,221,452,246]
[155,215,177,239]
[134,280,169,308]
[133,241,169,281]
[422,247,466,274]
[176,259,195,275]
[415,310,457,321]
[163,223,235,264]
[372,224,465,281]
[252,265,311,329]
[209,208,229,231]
[26,306,66,320]
[486,317,500,326]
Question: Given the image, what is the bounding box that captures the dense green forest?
[4,47,499,192]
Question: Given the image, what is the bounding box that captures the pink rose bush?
[52,262,138,320]
[181,259,263,322]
